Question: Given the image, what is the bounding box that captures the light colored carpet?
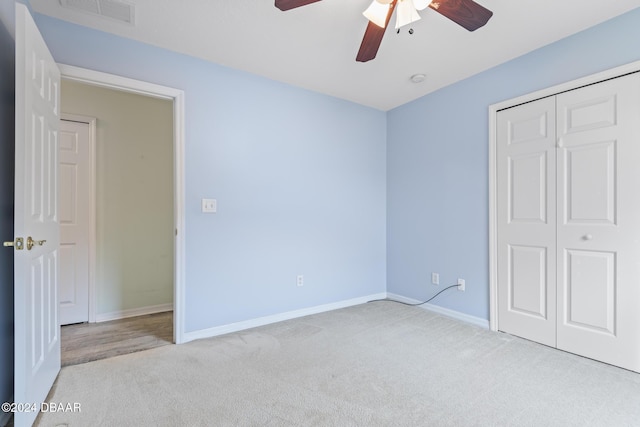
[36,302,640,426]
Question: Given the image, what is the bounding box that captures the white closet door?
[556,73,640,372]
[496,97,557,347]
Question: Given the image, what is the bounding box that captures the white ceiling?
[30,0,640,111]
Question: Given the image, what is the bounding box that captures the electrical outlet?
[297,275,304,287]
[201,198,217,213]
[457,278,465,292]
[431,272,439,285]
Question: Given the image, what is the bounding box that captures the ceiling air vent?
[59,0,135,25]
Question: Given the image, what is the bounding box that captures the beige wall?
[61,80,174,316]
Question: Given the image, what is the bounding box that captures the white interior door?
[497,72,640,373]
[556,73,640,372]
[14,4,61,426]
[496,96,557,347]
[59,119,91,325]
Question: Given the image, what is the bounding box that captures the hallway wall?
[62,80,174,318]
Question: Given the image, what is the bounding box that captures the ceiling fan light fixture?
[363,0,391,28]
[395,0,421,30]
[412,0,430,11]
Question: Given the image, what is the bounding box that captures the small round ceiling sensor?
[410,74,426,83]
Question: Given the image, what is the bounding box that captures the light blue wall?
[387,8,640,320]
[33,15,387,333]
[26,6,640,336]
[0,0,16,414]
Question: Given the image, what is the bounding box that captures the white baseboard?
[386,292,490,329]
[182,293,387,343]
[95,303,173,323]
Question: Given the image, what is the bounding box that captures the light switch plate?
[202,198,217,213]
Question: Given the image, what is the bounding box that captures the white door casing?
[14,4,61,426]
[59,118,94,325]
[58,65,186,343]
[493,69,640,373]
[556,73,640,371]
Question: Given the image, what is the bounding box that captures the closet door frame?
[488,60,640,331]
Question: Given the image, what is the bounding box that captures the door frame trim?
[60,113,97,323]
[487,60,640,333]
[58,64,187,344]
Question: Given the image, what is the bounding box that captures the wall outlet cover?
[431,272,439,285]
[202,198,217,213]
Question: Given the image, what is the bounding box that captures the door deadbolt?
[3,237,25,250]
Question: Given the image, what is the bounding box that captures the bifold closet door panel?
[556,72,640,373]
[496,97,557,347]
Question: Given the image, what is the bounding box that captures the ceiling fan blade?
[428,0,493,31]
[275,0,322,11]
[356,0,398,63]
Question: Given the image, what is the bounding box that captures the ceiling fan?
[275,0,493,62]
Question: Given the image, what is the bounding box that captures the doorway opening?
[58,65,186,357]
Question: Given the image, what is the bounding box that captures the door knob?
[582,234,593,241]
[26,236,46,251]
[3,237,24,250]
